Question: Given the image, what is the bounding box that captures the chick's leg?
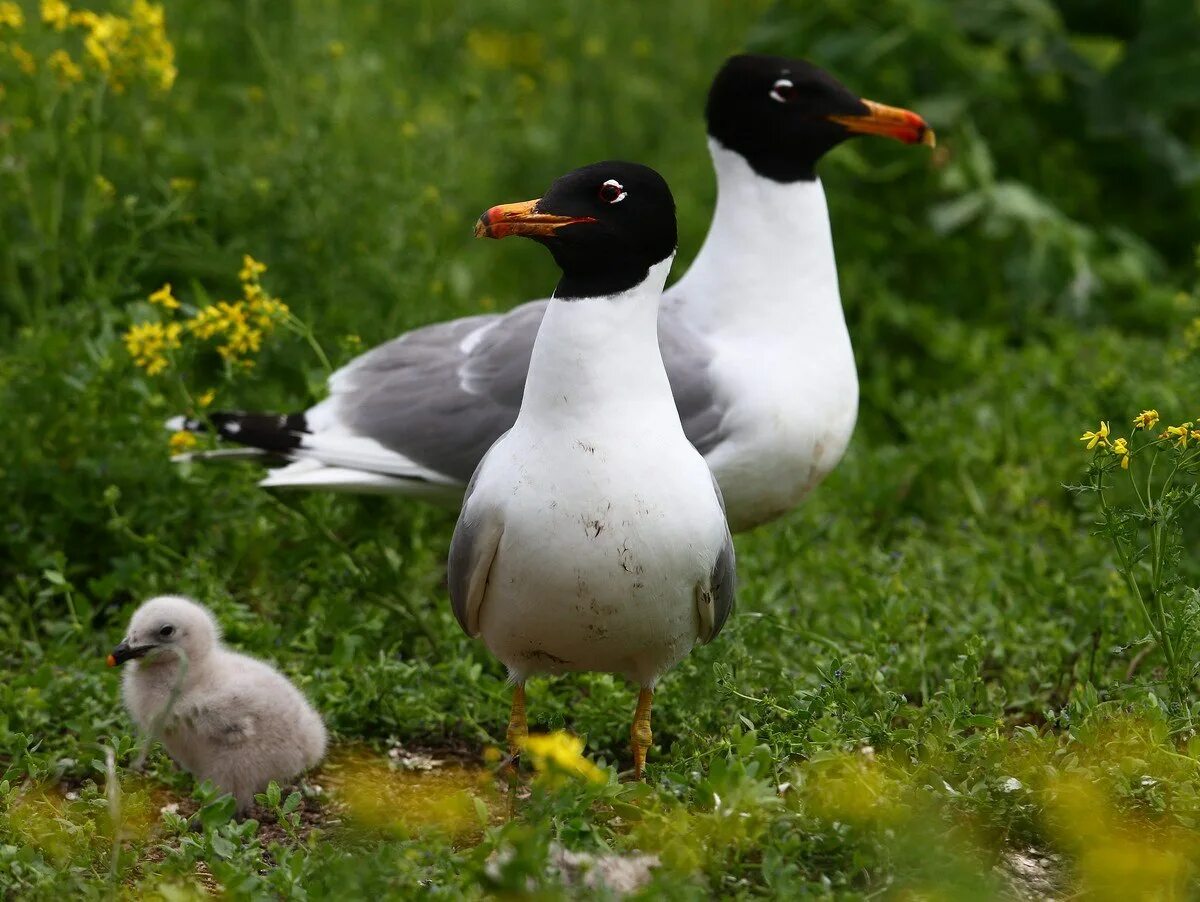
[631,687,654,780]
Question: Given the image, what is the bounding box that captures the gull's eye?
[770,78,796,104]
[159,625,175,638]
[598,179,627,204]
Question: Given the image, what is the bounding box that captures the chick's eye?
[770,78,796,104]
[598,179,627,204]
[159,625,174,638]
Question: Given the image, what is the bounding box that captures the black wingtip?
[168,410,309,453]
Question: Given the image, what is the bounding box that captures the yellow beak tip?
[922,128,938,148]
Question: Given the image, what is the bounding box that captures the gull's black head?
[475,161,677,300]
[706,55,935,183]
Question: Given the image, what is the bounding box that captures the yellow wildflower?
[168,430,196,454]
[187,301,264,361]
[1080,421,1110,450]
[41,0,69,31]
[48,49,83,85]
[168,176,195,194]
[238,254,267,283]
[123,321,181,375]
[1163,423,1193,449]
[520,731,606,784]
[9,43,35,74]
[196,388,216,408]
[0,2,24,30]
[77,2,175,92]
[1132,410,1159,431]
[93,173,115,200]
[1111,438,1130,470]
[148,282,179,309]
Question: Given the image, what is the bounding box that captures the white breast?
[469,261,728,686]
[666,142,859,530]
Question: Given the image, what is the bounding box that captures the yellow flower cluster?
[8,40,35,73]
[123,321,181,375]
[1132,409,1159,431]
[1111,437,1130,469]
[186,256,289,365]
[48,48,82,85]
[42,0,69,31]
[1160,422,1200,450]
[168,430,197,454]
[520,731,606,784]
[1081,409,1200,470]
[148,282,178,309]
[124,254,288,375]
[74,0,176,92]
[0,2,23,30]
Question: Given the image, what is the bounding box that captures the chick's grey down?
[112,595,326,813]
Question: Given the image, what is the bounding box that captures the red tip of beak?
[106,654,117,667]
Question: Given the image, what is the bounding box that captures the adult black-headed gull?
[170,56,933,531]
[449,162,735,778]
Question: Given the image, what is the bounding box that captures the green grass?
[4,0,1200,897]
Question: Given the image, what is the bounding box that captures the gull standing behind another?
[171,55,934,532]
[449,162,735,778]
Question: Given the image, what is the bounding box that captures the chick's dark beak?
[474,198,596,239]
[107,640,152,667]
[828,99,936,147]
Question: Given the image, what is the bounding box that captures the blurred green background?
[3,0,1200,897]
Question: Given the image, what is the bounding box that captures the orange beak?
[106,654,117,667]
[474,198,596,239]
[828,99,936,147]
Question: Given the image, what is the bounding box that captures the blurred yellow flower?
[520,731,606,784]
[1132,409,1159,431]
[168,176,195,193]
[123,321,181,375]
[76,1,175,93]
[9,42,35,74]
[148,283,178,309]
[328,39,345,59]
[0,2,24,30]
[465,28,542,70]
[1111,437,1130,469]
[168,430,196,454]
[48,49,83,85]
[238,254,267,283]
[187,301,263,361]
[93,173,115,200]
[196,388,216,408]
[41,0,69,31]
[1163,423,1193,449]
[1080,421,1109,450]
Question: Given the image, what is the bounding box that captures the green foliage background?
[2,0,1200,897]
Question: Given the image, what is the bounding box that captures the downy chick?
[109,595,327,813]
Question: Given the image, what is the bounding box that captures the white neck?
[671,139,846,342]
[518,257,678,430]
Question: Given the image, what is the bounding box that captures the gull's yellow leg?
[506,683,528,761]
[631,687,654,780]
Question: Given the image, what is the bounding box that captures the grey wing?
[658,294,729,456]
[697,472,736,644]
[323,300,548,482]
[447,452,506,637]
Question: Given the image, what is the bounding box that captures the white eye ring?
[600,179,627,204]
[770,78,794,104]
